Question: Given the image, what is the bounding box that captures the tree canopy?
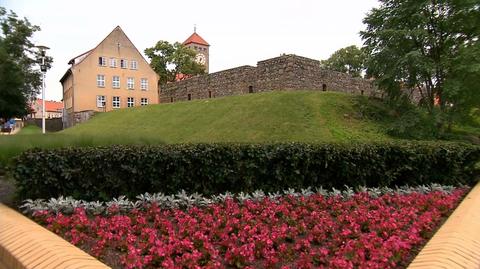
[144,41,205,85]
[320,45,366,78]
[361,0,480,119]
[0,7,52,120]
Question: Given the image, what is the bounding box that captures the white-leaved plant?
[20,183,464,216]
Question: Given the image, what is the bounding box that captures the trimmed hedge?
[12,142,480,200]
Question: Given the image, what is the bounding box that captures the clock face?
[195,53,206,65]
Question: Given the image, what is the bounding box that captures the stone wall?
[63,110,96,128]
[74,110,96,125]
[161,66,256,102]
[161,54,379,103]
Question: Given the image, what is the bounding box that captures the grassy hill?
[2,90,477,166]
[62,91,390,143]
[0,91,394,165]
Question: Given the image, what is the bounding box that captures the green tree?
[443,42,480,127]
[0,7,52,120]
[320,45,366,77]
[361,0,480,120]
[144,41,205,85]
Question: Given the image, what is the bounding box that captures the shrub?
[11,142,480,200]
[354,96,440,139]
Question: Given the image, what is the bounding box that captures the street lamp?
[36,45,50,134]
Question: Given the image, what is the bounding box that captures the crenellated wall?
[161,54,379,103]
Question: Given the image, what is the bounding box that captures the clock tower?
[183,28,210,73]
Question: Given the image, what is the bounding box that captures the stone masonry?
[161,54,379,102]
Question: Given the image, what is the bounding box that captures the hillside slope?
[62,91,390,143]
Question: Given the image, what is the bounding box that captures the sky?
[2,0,379,101]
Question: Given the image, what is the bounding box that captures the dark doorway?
[208,91,212,98]
[248,86,254,93]
[322,84,327,91]
[361,90,364,96]
[187,94,192,101]
[170,97,173,103]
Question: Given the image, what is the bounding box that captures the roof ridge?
[183,32,210,46]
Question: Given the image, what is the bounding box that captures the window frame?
[120,59,127,69]
[127,77,135,90]
[140,97,148,106]
[140,78,148,91]
[112,96,120,108]
[127,97,135,107]
[110,58,117,68]
[96,74,105,88]
[98,56,106,66]
[112,76,120,89]
[96,95,106,108]
[130,60,138,70]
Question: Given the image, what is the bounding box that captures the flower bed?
[28,186,468,269]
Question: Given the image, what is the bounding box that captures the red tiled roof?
[175,73,192,81]
[32,99,64,112]
[183,32,209,46]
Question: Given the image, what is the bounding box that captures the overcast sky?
[3,0,379,101]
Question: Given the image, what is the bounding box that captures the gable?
[74,26,158,78]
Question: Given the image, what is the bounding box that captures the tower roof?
[183,32,209,46]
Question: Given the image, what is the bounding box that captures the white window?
[110,58,116,68]
[112,76,120,88]
[127,77,134,89]
[120,59,127,69]
[140,98,148,106]
[112,96,120,108]
[140,78,148,91]
[96,95,106,108]
[97,75,105,87]
[130,60,137,70]
[98,56,106,66]
[127,97,135,107]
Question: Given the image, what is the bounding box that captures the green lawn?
[17,124,42,135]
[62,91,391,143]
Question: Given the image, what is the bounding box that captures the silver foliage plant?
[20,183,463,216]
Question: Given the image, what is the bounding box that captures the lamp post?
[36,45,49,134]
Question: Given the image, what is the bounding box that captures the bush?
[11,142,480,200]
[354,96,440,139]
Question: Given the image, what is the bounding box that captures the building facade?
[161,54,379,103]
[60,26,159,127]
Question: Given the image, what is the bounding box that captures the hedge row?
[12,142,480,200]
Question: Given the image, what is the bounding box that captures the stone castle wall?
[161,54,378,103]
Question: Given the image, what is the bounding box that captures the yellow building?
[60,26,159,127]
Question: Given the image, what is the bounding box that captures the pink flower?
[33,188,468,268]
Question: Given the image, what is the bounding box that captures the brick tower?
[183,27,210,73]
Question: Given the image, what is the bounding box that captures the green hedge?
[11,142,480,200]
